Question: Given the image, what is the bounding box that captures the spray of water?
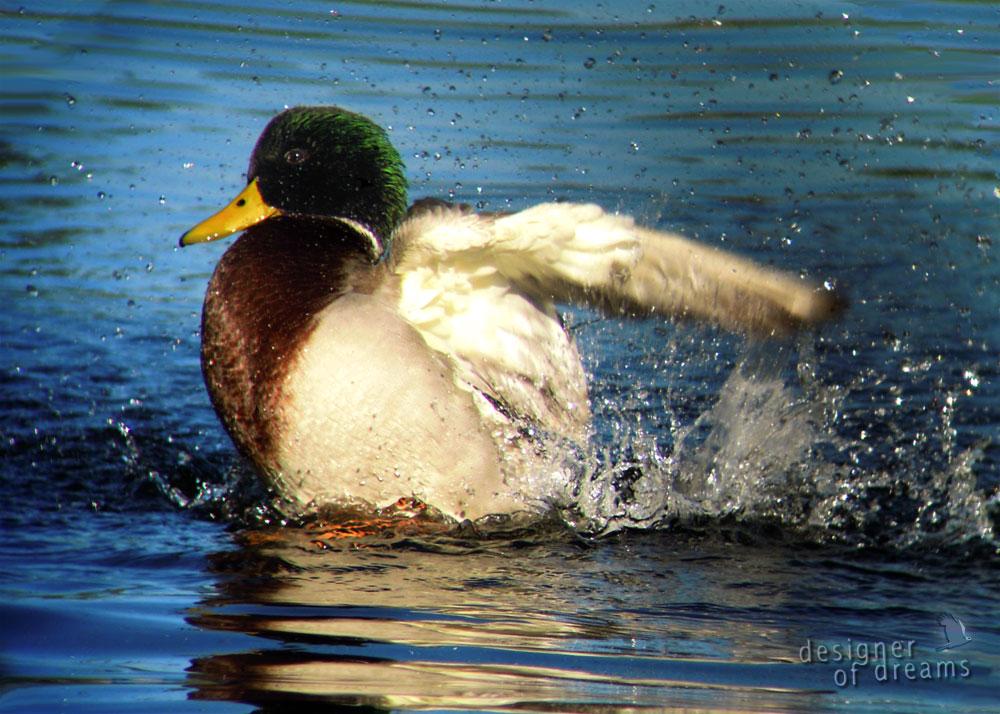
[555,333,996,554]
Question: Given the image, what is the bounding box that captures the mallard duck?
[180,105,843,522]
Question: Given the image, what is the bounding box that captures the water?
[1,1,998,711]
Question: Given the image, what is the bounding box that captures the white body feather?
[277,294,524,520]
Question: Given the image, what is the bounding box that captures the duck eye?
[284,148,309,165]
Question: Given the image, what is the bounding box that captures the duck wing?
[391,201,591,441]
[391,201,843,438]
[480,202,843,336]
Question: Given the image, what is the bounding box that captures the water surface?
[1,1,997,712]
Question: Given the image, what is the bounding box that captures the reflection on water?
[1,0,998,712]
[188,529,829,711]
[182,527,998,712]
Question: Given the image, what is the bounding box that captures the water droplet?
[48,176,58,186]
[629,141,639,153]
[25,284,38,297]
[906,96,915,104]
[583,57,596,69]
[64,93,76,106]
[158,195,166,205]
[97,191,106,200]
[828,69,844,84]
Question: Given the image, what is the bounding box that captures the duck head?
[179,106,408,260]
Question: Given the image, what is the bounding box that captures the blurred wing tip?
[807,284,849,323]
[749,284,848,340]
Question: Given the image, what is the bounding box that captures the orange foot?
[307,497,451,547]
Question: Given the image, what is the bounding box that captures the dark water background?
[2,1,998,711]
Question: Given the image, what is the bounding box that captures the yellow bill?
[179,177,280,246]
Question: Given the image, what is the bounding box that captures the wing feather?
[392,205,591,440]
[391,200,843,441]
[487,203,844,336]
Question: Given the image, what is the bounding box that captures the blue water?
[1,1,997,711]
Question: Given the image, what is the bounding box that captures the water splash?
[560,337,997,555]
[560,342,823,534]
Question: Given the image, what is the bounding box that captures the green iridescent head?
[249,106,407,243]
[180,106,408,254]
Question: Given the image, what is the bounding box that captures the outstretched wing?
[391,201,843,437]
[484,202,844,336]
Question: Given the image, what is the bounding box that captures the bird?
[937,613,973,650]
[179,105,844,523]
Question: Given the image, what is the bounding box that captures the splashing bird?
[179,106,845,521]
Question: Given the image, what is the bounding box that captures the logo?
[937,613,973,651]
[799,614,974,688]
